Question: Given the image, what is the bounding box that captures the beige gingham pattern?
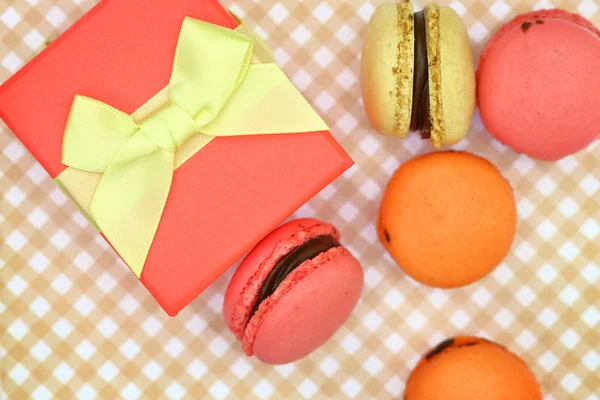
[1,0,599,398]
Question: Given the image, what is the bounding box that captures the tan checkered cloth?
[1,0,599,398]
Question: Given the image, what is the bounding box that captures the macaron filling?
[249,235,341,317]
[425,337,506,360]
[410,10,431,139]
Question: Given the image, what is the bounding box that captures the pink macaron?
[477,9,600,161]
[224,218,363,364]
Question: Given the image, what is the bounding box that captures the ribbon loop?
[62,95,139,173]
[170,17,253,126]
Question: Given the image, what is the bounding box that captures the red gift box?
[0,0,352,316]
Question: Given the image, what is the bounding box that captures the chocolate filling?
[250,235,340,316]
[384,230,391,244]
[521,19,544,33]
[521,21,532,32]
[425,337,507,361]
[426,338,454,360]
[410,10,432,139]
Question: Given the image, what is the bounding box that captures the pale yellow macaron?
[361,2,475,147]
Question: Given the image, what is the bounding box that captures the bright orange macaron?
[405,336,542,400]
[378,151,516,288]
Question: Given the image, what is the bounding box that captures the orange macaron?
[378,151,516,288]
[405,336,542,400]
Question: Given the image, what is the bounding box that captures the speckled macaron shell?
[378,151,517,288]
[477,9,600,160]
[433,5,476,146]
[224,218,364,365]
[361,2,414,137]
[405,336,543,400]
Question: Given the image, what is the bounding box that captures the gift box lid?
[0,0,353,316]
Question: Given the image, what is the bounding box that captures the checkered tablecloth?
[1,0,598,399]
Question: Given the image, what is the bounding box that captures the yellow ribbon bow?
[61,18,328,277]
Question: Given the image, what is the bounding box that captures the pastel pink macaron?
[224,218,363,364]
[477,9,600,161]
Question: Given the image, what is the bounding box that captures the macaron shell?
[423,3,444,147]
[361,2,414,137]
[247,248,363,364]
[378,152,516,288]
[405,336,542,400]
[477,13,600,160]
[479,9,600,63]
[436,6,475,146]
[223,218,330,336]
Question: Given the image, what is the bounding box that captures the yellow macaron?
[361,2,475,147]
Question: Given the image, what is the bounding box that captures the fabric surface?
[1,0,599,399]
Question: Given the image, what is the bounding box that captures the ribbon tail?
[90,132,174,277]
[199,63,329,136]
